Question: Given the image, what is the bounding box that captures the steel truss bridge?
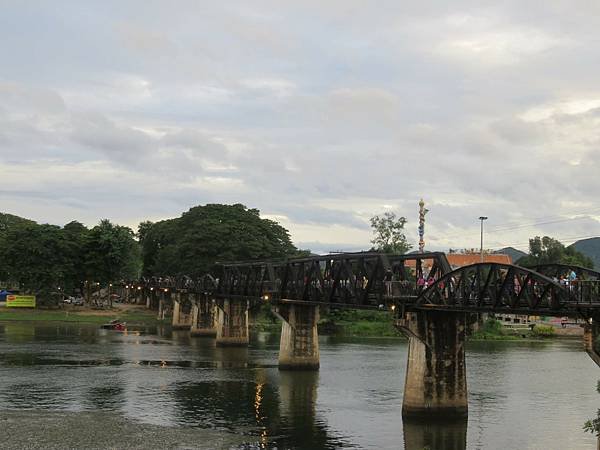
[128,252,600,320]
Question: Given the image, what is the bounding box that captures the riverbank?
[253,312,578,341]
[468,318,579,341]
[251,308,402,337]
[0,307,580,341]
[0,305,159,326]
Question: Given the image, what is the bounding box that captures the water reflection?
[276,371,336,449]
[403,418,467,450]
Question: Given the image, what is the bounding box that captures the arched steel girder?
[414,263,592,315]
[526,263,600,280]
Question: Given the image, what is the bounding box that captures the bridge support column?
[191,295,216,337]
[274,304,319,370]
[215,299,249,346]
[172,293,192,330]
[398,310,468,419]
[584,317,600,367]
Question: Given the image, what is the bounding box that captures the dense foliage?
[517,236,594,269]
[531,324,555,337]
[1,204,302,302]
[369,211,412,254]
[0,214,140,305]
[140,204,301,277]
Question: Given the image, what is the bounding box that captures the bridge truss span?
[416,262,599,318]
[526,263,600,280]
[215,251,452,308]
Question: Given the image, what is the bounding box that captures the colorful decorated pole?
[418,199,428,253]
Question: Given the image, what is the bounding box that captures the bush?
[584,381,600,436]
[531,324,555,338]
[470,318,512,340]
[480,318,503,334]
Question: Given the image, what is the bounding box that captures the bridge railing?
[570,280,600,305]
[385,281,420,299]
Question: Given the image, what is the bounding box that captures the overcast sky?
[1,1,600,253]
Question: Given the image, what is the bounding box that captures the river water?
[0,322,597,449]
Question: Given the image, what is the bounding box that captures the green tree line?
[517,236,594,269]
[139,204,304,277]
[0,204,303,305]
[0,214,140,305]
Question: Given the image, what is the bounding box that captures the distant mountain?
[569,237,600,269]
[493,247,527,264]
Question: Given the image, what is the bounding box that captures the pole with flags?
[418,199,428,253]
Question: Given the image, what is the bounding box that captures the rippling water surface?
[0,322,597,449]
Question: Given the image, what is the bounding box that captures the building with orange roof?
[446,253,512,269]
[404,252,512,272]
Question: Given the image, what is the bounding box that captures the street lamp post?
[479,216,488,263]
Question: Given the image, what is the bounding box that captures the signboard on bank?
[6,295,36,308]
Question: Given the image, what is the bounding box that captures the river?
[0,322,597,449]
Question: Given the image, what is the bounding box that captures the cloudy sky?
[1,1,600,254]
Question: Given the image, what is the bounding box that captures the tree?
[3,222,72,305]
[141,204,301,277]
[61,221,89,294]
[517,236,594,268]
[137,220,154,245]
[370,212,412,254]
[84,219,141,283]
[0,213,36,282]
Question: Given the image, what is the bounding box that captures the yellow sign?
[6,295,36,308]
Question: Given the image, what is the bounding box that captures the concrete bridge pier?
[398,310,468,419]
[584,316,600,367]
[274,304,320,370]
[191,295,217,337]
[172,293,192,329]
[215,299,250,346]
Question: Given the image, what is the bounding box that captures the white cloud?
[1,1,600,253]
[521,97,600,122]
[434,12,572,67]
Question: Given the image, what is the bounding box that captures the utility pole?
[479,216,488,263]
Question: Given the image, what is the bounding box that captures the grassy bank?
[251,307,402,338]
[0,307,160,325]
[470,318,556,341]
[252,310,562,340]
[320,309,402,337]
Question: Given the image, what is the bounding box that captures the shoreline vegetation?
[0,306,159,326]
[0,307,576,341]
[470,317,557,340]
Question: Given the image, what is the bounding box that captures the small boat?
[101,319,127,331]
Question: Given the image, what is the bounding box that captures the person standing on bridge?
[384,269,393,297]
[417,275,425,292]
[426,275,435,289]
[568,270,577,293]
